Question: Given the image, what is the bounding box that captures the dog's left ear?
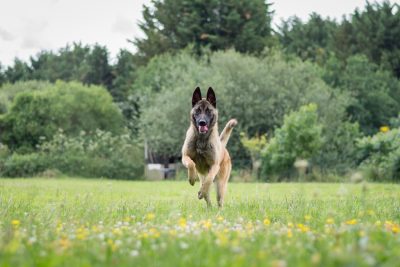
[207,87,216,108]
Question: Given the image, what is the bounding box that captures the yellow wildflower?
[375,220,382,226]
[149,227,160,238]
[145,213,155,221]
[107,239,117,252]
[304,215,312,221]
[11,220,20,229]
[263,218,271,226]
[112,228,122,236]
[345,219,357,225]
[217,216,224,222]
[297,224,310,233]
[392,224,399,234]
[380,126,390,133]
[326,218,334,225]
[202,219,212,230]
[287,229,293,238]
[169,229,177,237]
[76,227,88,240]
[178,218,187,228]
[287,222,294,228]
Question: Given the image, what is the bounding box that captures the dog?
[181,87,237,207]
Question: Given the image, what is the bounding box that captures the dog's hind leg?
[216,152,232,208]
[198,164,220,207]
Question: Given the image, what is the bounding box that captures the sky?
[0,0,396,67]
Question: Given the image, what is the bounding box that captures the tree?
[134,0,273,64]
[4,59,31,82]
[278,13,338,64]
[0,81,125,151]
[0,62,5,86]
[84,44,114,89]
[111,49,136,101]
[324,55,400,134]
[136,50,350,168]
[261,104,323,180]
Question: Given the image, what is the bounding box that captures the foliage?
[137,50,349,167]
[0,81,125,151]
[323,54,400,134]
[0,80,51,114]
[279,1,400,78]
[111,49,136,102]
[37,130,144,179]
[357,127,400,181]
[0,130,144,179]
[261,104,322,180]
[0,153,48,177]
[134,0,273,64]
[278,13,337,64]
[240,132,267,178]
[314,121,362,173]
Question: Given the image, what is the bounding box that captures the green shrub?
[0,130,144,179]
[38,130,144,179]
[0,81,51,114]
[0,81,125,151]
[0,153,48,177]
[356,128,400,181]
[261,104,322,180]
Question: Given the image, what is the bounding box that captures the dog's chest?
[189,139,215,174]
[195,139,213,155]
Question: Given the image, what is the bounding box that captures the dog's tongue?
[199,125,208,133]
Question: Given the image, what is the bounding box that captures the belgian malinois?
[181,87,237,207]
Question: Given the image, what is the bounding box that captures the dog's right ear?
[192,87,202,107]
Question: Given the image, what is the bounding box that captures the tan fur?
[181,91,237,207]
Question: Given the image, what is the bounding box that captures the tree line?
[0,0,399,180]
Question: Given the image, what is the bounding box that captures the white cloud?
[112,16,136,35]
[0,27,15,41]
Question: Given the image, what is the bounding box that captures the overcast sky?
[0,0,395,67]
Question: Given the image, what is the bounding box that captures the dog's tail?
[220,119,237,147]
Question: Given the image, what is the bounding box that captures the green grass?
[1,178,400,266]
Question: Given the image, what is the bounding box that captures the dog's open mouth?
[199,125,208,134]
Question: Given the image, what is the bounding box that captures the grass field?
[0,178,399,266]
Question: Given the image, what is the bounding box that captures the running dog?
[181,87,237,207]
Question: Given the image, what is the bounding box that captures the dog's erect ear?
[206,87,216,108]
[192,87,202,107]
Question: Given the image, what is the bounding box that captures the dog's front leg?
[182,155,197,186]
[198,164,220,206]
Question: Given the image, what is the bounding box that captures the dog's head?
[191,87,217,135]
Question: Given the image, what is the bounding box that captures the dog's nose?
[199,120,206,126]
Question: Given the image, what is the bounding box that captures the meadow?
[0,178,399,266]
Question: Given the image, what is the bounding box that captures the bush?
[261,104,322,180]
[38,130,144,179]
[356,128,400,181]
[0,153,48,177]
[0,130,144,179]
[0,80,51,114]
[0,81,125,151]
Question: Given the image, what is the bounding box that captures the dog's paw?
[228,119,237,128]
[198,190,203,199]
